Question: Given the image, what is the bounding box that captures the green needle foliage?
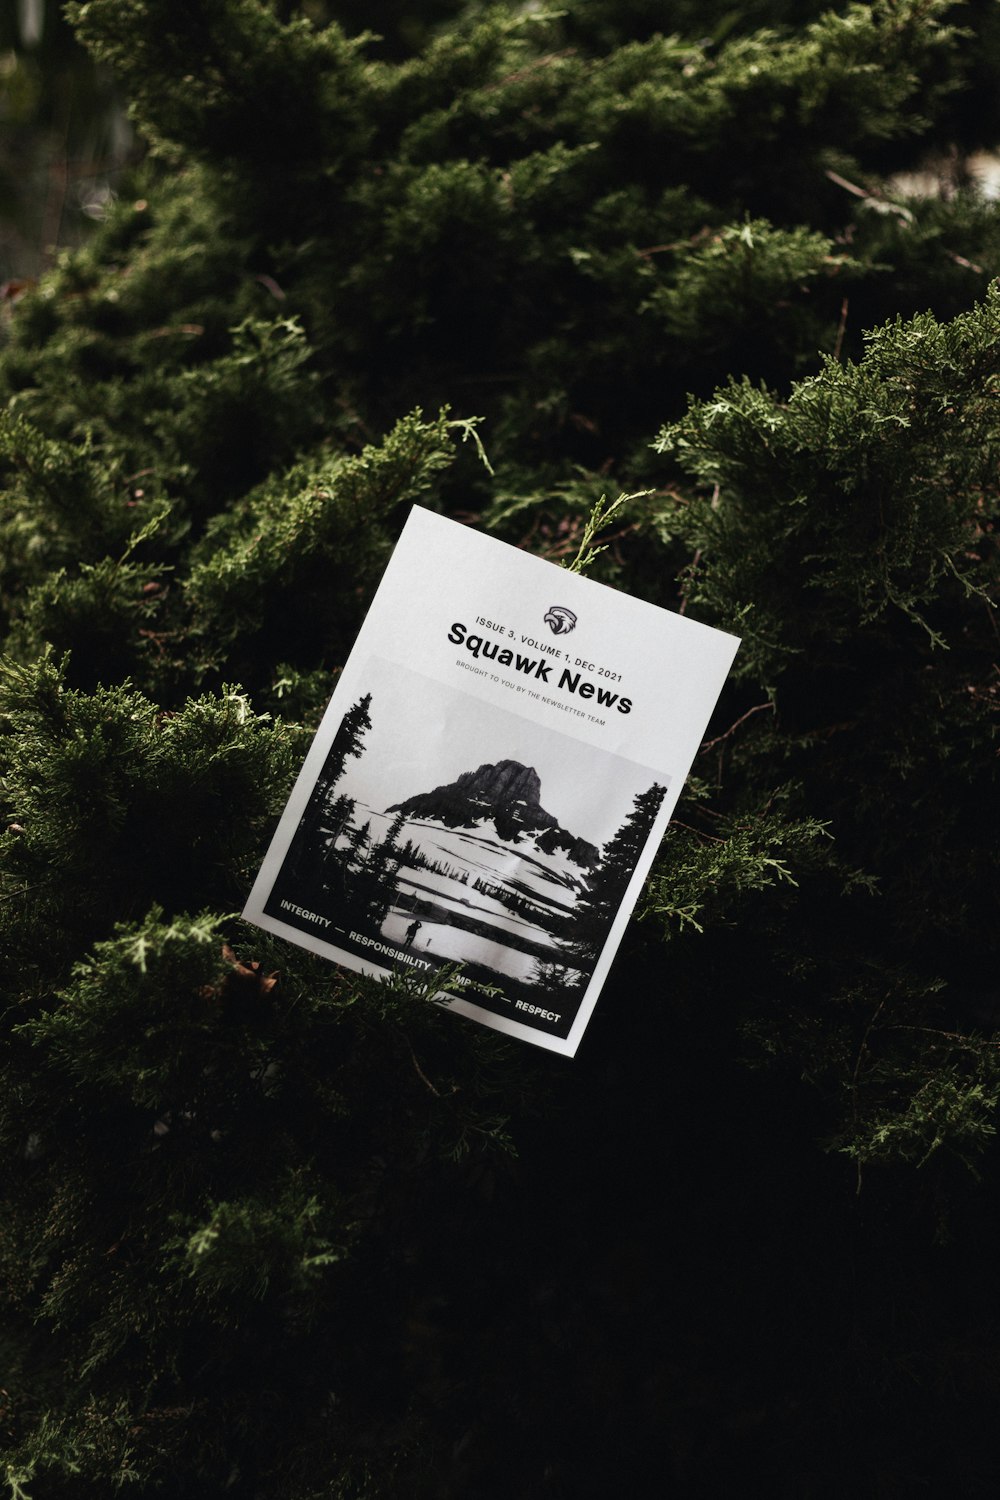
[2,0,1000,1494]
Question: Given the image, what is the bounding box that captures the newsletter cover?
[244,505,739,1056]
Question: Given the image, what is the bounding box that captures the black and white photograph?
[263,656,668,1039]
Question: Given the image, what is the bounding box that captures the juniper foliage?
[2,0,1000,1494]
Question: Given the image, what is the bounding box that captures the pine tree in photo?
[305,693,373,835]
[567,782,667,966]
[346,817,372,869]
[324,792,356,848]
[315,791,357,900]
[281,693,372,888]
[357,809,407,926]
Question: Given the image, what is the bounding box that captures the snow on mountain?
[387,758,599,868]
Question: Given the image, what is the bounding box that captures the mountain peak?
[454,759,544,811]
[387,758,597,866]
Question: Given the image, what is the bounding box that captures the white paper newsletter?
[244,505,740,1056]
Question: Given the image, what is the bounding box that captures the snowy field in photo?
[344,804,582,960]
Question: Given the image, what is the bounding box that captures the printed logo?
[544,605,577,636]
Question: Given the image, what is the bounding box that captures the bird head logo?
[544,605,577,636]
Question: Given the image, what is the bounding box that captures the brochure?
[244,505,740,1056]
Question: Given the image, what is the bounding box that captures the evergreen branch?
[939,546,996,606]
[116,505,172,567]
[563,491,649,574]
[886,1026,1000,1049]
[410,1047,443,1096]
[699,701,774,752]
[850,995,889,1192]
[669,820,727,845]
[824,167,915,223]
[448,416,495,476]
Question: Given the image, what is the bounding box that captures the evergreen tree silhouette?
[306,693,373,834]
[567,783,667,966]
[347,817,372,870]
[357,809,407,925]
[284,693,372,884]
